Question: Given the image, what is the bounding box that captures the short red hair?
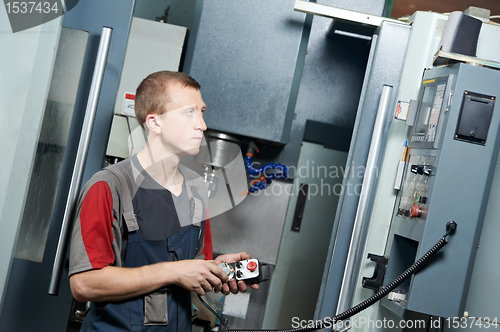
[134,71,201,127]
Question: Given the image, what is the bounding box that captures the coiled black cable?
[199,221,457,332]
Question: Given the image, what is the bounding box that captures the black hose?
[201,221,457,332]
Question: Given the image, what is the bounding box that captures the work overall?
[80,164,204,332]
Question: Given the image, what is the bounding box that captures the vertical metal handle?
[49,27,113,295]
[336,85,393,314]
[291,183,309,233]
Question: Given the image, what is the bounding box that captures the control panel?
[397,155,434,220]
[381,63,500,318]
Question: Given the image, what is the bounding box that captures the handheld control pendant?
[218,258,270,285]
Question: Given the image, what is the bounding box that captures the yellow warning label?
[422,79,435,84]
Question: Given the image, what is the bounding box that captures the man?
[69,71,257,331]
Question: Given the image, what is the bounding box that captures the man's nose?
[196,111,207,131]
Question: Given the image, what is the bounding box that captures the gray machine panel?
[184,0,306,143]
[383,63,500,318]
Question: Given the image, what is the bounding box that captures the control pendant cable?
[198,221,457,332]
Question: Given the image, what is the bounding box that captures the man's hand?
[70,259,228,303]
[215,252,260,295]
[172,259,228,295]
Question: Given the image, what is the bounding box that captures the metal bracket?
[362,253,388,291]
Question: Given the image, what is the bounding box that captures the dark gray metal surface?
[303,120,353,152]
[133,0,198,29]
[184,0,386,170]
[280,0,384,170]
[184,0,307,143]
[314,21,411,323]
[0,1,135,331]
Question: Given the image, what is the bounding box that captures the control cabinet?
[382,63,500,318]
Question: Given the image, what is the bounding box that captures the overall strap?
[184,183,202,228]
[104,165,139,232]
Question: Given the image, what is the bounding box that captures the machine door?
[0,26,89,332]
[0,1,135,330]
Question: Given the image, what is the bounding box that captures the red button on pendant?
[247,261,257,272]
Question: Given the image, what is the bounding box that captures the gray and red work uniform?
[69,155,211,331]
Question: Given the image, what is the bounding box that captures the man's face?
[155,83,207,156]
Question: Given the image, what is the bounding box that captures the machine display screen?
[412,81,447,143]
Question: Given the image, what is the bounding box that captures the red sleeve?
[201,210,213,260]
[80,181,115,269]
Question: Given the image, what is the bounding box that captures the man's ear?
[144,113,162,135]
